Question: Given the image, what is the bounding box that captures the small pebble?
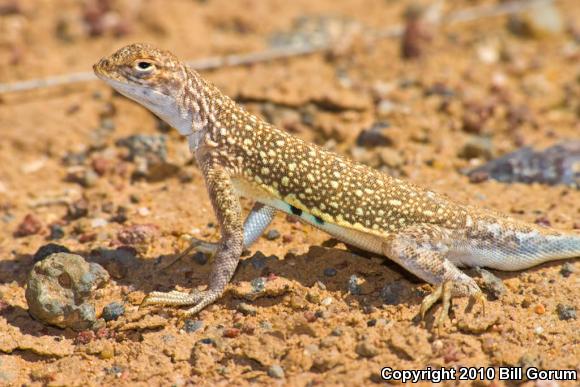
[321,297,333,306]
[48,224,65,240]
[560,263,574,278]
[91,218,108,229]
[306,291,321,304]
[251,277,266,293]
[556,304,576,320]
[534,304,545,315]
[199,338,215,345]
[102,302,125,321]
[67,199,89,220]
[117,224,158,246]
[223,328,240,338]
[323,267,337,277]
[331,327,343,336]
[260,321,272,330]
[347,275,362,295]
[137,207,150,216]
[315,310,329,320]
[264,229,280,240]
[367,319,377,327]
[75,330,95,345]
[303,311,317,323]
[237,302,257,316]
[192,252,208,265]
[268,364,285,379]
[33,243,70,262]
[355,340,379,358]
[14,214,43,237]
[534,326,544,335]
[184,319,203,333]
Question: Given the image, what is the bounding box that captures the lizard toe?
[140,289,202,308]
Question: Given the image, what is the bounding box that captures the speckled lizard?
[94,43,579,328]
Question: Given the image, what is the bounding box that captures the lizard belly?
[231,178,386,255]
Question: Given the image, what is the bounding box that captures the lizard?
[93,43,579,328]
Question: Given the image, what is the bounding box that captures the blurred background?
[0,0,578,385]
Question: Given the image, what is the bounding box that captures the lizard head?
[93,43,193,135]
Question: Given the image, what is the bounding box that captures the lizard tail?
[491,232,580,271]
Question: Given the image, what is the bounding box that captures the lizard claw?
[469,290,486,317]
[419,281,453,334]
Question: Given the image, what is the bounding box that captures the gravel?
[101,302,125,321]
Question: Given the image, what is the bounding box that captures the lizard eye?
[134,61,155,72]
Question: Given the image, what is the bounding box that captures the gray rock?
[556,304,576,320]
[267,364,285,379]
[25,253,109,331]
[355,340,379,358]
[102,302,125,321]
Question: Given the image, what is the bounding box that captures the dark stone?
[33,243,71,263]
[556,304,576,320]
[356,121,393,148]
[102,302,125,321]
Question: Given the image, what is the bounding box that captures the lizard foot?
[140,289,222,317]
[162,238,218,271]
[420,282,487,333]
[420,281,453,334]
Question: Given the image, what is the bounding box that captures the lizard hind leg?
[382,225,484,330]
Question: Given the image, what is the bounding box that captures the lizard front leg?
[382,224,485,331]
[164,202,276,268]
[142,162,244,316]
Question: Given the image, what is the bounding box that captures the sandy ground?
[0,0,578,385]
